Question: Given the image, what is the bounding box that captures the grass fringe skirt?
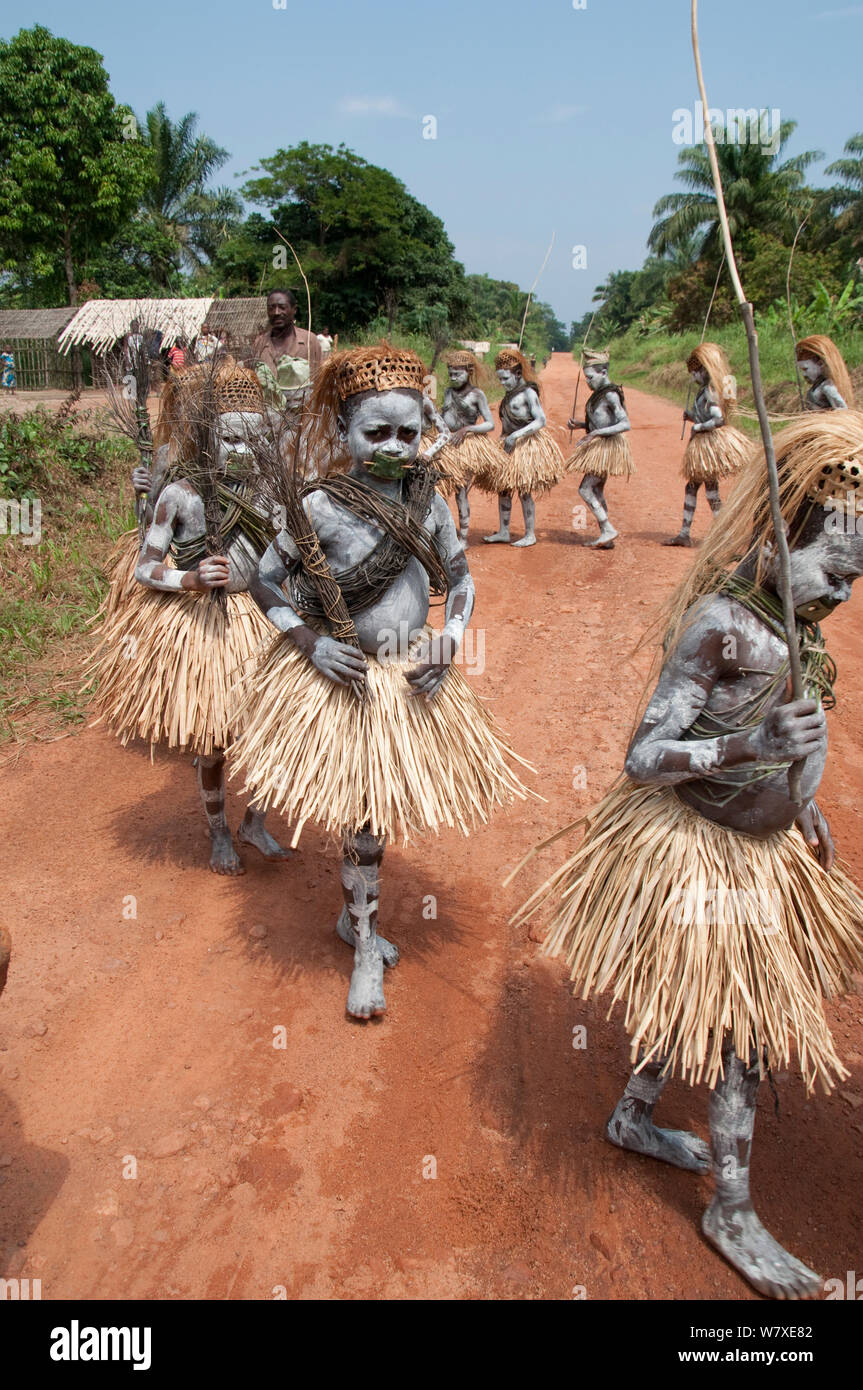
[99,529,143,621]
[474,428,566,497]
[683,425,750,483]
[87,580,271,756]
[513,779,863,1093]
[431,432,504,496]
[565,432,635,480]
[228,631,533,845]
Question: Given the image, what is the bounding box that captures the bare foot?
[483,531,511,544]
[336,906,399,968]
[589,526,618,549]
[458,529,469,543]
[346,940,386,1019]
[237,817,293,861]
[607,1106,710,1173]
[512,534,537,548]
[702,1200,821,1299]
[209,828,245,876]
[663,534,692,547]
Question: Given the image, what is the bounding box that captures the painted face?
[448,367,469,389]
[267,294,295,330]
[691,366,708,385]
[338,389,423,478]
[786,530,863,621]
[798,357,825,385]
[497,367,519,390]
[583,365,608,390]
[217,411,263,468]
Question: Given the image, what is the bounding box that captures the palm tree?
[649,119,821,259]
[826,133,863,255]
[137,103,240,287]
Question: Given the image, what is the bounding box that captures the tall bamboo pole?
[691,0,805,804]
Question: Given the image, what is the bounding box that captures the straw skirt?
[430,432,504,496]
[228,628,531,846]
[513,779,863,1093]
[565,432,635,480]
[88,578,271,756]
[683,424,750,483]
[99,529,143,620]
[474,428,566,497]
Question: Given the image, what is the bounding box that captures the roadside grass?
[591,324,863,436]
[0,409,135,752]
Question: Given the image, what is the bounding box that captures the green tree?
[135,103,241,287]
[0,25,149,305]
[218,142,469,332]
[649,120,820,261]
[825,133,863,257]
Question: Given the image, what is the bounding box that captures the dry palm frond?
[681,424,750,482]
[564,432,635,479]
[475,428,566,496]
[87,584,270,756]
[229,629,533,845]
[661,411,863,655]
[796,334,856,410]
[512,779,863,1094]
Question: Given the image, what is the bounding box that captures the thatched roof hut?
[0,307,78,389]
[58,299,214,356]
[206,298,268,350]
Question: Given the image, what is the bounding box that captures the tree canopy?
[0,25,150,305]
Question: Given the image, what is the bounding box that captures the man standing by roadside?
[253,288,322,411]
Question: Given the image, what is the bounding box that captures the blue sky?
[4,0,863,327]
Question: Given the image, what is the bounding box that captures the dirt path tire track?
[1,351,861,1299]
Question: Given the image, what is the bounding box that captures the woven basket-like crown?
[176,358,263,415]
[335,349,425,400]
[582,348,611,367]
[495,348,524,370]
[807,456,863,507]
[446,349,477,369]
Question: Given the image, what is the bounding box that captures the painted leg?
[237,794,293,861]
[512,492,536,547]
[580,474,617,547]
[663,483,698,546]
[456,484,470,543]
[484,491,512,543]
[197,751,243,876]
[706,483,722,516]
[341,828,388,1019]
[607,1056,710,1172]
[702,1047,821,1299]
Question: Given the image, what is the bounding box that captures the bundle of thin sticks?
[247,411,366,701]
[102,323,154,539]
[172,356,238,617]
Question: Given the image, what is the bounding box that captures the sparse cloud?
[536,104,587,125]
[338,96,413,119]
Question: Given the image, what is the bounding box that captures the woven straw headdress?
[334,346,426,400]
[155,357,263,449]
[582,347,610,368]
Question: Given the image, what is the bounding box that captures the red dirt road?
[1,351,862,1301]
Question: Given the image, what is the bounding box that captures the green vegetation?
[574,115,863,345]
[0,24,566,363]
[604,320,863,433]
[0,407,134,746]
